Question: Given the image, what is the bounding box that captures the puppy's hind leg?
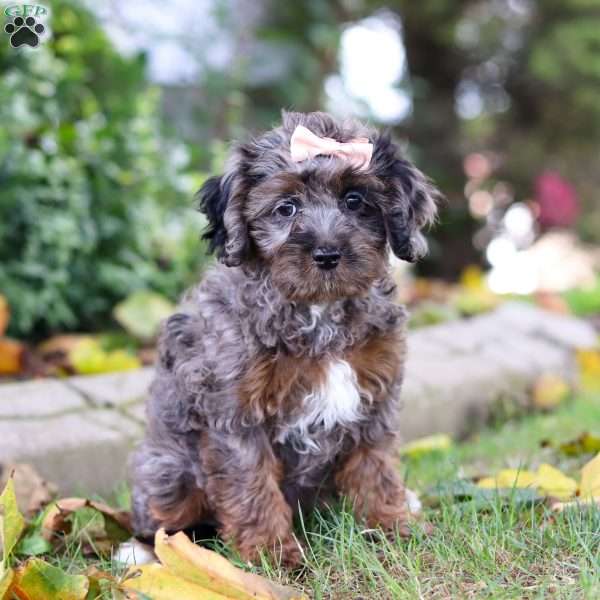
[130,439,209,540]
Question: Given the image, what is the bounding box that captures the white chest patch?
[277,360,363,453]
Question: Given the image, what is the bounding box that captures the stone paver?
[0,302,597,494]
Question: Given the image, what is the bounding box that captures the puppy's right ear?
[197,170,249,266]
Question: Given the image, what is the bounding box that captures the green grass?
[30,393,600,599]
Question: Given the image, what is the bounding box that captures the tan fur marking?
[335,445,409,535]
[239,353,328,419]
[148,487,209,532]
[346,330,403,401]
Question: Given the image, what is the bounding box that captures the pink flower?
[535,171,579,228]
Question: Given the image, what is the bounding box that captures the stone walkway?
[0,302,596,494]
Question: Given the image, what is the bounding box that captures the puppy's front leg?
[335,445,410,537]
[201,429,300,565]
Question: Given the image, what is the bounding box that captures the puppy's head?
[199,111,439,303]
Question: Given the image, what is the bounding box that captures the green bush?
[0,1,206,338]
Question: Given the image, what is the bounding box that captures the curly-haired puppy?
[131,111,439,564]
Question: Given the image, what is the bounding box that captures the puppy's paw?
[237,535,303,568]
[277,535,304,568]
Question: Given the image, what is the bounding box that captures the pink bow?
[290,125,373,171]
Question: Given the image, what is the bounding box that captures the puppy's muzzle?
[312,246,341,270]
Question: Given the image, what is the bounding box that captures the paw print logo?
[4,16,45,48]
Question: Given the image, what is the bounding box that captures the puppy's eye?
[344,191,364,211]
[275,201,297,218]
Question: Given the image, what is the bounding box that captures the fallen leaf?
[0,567,14,599]
[535,464,577,500]
[0,297,8,337]
[559,432,600,457]
[460,265,486,291]
[0,339,24,375]
[532,373,570,410]
[399,434,453,458]
[153,529,306,600]
[12,558,88,600]
[477,469,537,490]
[477,465,577,500]
[579,452,600,500]
[41,498,131,548]
[0,477,26,565]
[577,349,600,392]
[426,480,542,511]
[121,563,230,600]
[69,339,141,375]
[113,291,175,341]
[37,335,93,373]
[85,567,117,600]
[16,532,52,558]
[0,464,57,516]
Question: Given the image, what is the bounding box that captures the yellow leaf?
[399,434,453,458]
[534,464,577,500]
[460,265,486,291]
[12,559,88,600]
[476,477,497,489]
[0,478,25,566]
[580,452,600,500]
[69,339,140,375]
[0,567,14,600]
[477,465,577,500]
[532,373,570,410]
[113,291,175,341]
[153,529,306,600]
[577,349,600,391]
[121,563,232,600]
[495,469,537,489]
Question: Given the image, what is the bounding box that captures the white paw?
[113,538,156,567]
[405,487,422,516]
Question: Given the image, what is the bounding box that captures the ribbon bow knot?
[290,125,373,171]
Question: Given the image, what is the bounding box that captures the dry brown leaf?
[36,335,93,372]
[151,529,306,600]
[41,498,131,542]
[0,338,24,375]
[0,464,56,516]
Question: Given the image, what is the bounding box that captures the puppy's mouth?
[269,249,381,304]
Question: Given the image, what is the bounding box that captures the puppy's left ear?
[197,158,251,267]
[372,134,440,262]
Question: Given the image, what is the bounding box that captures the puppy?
[131,111,439,564]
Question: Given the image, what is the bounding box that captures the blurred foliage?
[0,1,205,338]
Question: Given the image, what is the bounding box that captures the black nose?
[312,247,341,270]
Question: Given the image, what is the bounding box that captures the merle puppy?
[131,111,439,564]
